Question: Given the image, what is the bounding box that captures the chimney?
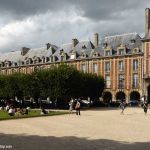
[72,39,79,48]
[46,43,51,50]
[145,8,150,34]
[21,47,30,56]
[94,33,99,47]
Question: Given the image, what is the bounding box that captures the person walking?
[75,100,81,115]
[69,99,74,113]
[143,103,148,114]
[120,100,125,115]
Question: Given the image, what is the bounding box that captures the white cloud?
[0,9,91,52]
[0,0,149,52]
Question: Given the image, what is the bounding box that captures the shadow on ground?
[0,133,150,150]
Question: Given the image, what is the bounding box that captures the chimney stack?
[46,43,51,50]
[72,39,79,48]
[145,8,150,34]
[94,33,99,47]
[21,47,30,56]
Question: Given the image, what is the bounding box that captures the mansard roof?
[142,33,150,41]
[0,32,143,65]
[101,33,141,50]
[0,51,24,62]
[95,33,142,56]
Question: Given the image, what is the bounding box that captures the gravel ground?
[0,107,150,150]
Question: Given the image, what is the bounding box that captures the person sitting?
[24,108,29,115]
[5,104,10,111]
[8,107,15,116]
[0,106,4,110]
[40,108,48,115]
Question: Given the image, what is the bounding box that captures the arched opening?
[103,92,112,103]
[148,85,150,103]
[116,91,126,101]
[130,91,140,101]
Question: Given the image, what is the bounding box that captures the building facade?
[0,9,150,103]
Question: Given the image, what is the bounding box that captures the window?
[43,58,46,63]
[81,64,87,73]
[118,74,124,89]
[61,56,64,61]
[105,62,110,72]
[133,74,138,88]
[5,63,9,67]
[118,61,124,71]
[105,75,111,88]
[105,50,110,56]
[93,63,98,73]
[70,54,76,59]
[133,59,138,71]
[133,48,139,53]
[118,49,124,55]
[26,60,29,65]
[34,59,37,64]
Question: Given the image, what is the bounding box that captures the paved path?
[0,107,150,150]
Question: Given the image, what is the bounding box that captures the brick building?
[0,8,150,103]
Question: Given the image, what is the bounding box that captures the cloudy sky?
[0,0,150,52]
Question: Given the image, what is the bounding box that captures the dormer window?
[60,49,64,55]
[93,52,99,57]
[5,61,11,67]
[26,60,29,65]
[33,58,37,64]
[12,62,17,67]
[103,42,108,48]
[46,57,49,62]
[50,56,53,62]
[0,62,4,67]
[26,58,32,65]
[18,61,23,66]
[60,53,67,61]
[118,49,124,55]
[82,53,87,58]
[51,56,57,62]
[105,50,110,56]
[133,48,139,53]
[70,53,76,59]
[61,56,64,61]
[131,39,136,44]
[42,57,46,63]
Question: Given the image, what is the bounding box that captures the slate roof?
[0,51,23,62]
[142,33,150,41]
[96,33,142,56]
[0,33,143,65]
[102,33,141,50]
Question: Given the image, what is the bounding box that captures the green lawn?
[0,110,68,121]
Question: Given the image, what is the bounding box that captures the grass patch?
[0,110,68,121]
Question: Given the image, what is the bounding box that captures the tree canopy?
[0,64,104,102]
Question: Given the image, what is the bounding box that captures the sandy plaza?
[0,107,150,150]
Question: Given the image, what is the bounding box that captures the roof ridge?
[62,43,72,46]
[105,32,138,39]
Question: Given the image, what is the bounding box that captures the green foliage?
[0,64,104,100]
